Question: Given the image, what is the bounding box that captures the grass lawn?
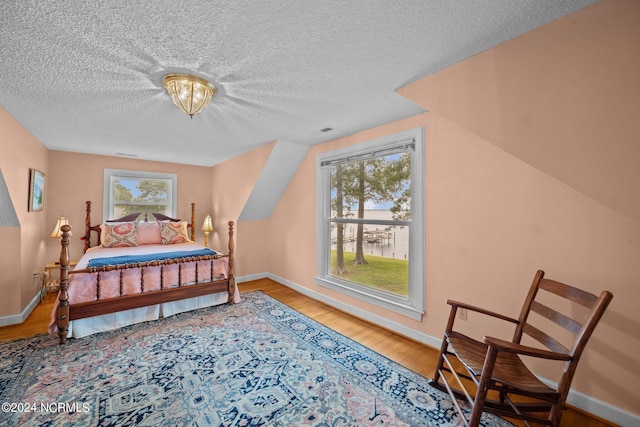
[330,250,408,297]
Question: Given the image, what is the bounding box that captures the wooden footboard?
[56,220,236,345]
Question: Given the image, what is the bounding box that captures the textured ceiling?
[0,0,597,166]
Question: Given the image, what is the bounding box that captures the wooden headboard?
[83,201,196,252]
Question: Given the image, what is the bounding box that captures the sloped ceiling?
[0,169,19,227]
[399,0,640,224]
[239,140,309,221]
[0,0,598,167]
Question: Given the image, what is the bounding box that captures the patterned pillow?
[102,222,138,248]
[158,221,189,245]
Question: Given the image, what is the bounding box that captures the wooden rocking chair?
[430,270,613,427]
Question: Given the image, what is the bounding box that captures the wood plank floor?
[0,278,617,426]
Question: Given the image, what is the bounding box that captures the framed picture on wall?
[29,168,45,212]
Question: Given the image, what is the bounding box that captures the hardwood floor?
[0,292,58,342]
[0,278,617,426]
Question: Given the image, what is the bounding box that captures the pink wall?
[45,151,215,263]
[0,108,49,318]
[398,0,640,226]
[0,132,273,319]
[228,108,639,417]
[395,2,640,414]
[210,142,275,277]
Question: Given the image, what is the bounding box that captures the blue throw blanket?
[87,248,219,268]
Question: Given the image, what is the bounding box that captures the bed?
[50,201,238,344]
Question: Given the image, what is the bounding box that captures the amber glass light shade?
[162,73,216,118]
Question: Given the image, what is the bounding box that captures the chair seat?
[447,331,559,397]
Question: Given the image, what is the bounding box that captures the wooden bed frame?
[55,201,235,344]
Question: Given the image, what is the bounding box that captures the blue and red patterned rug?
[1,291,512,426]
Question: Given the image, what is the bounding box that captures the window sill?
[314,276,423,321]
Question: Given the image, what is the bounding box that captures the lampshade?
[49,216,72,238]
[162,73,216,118]
[201,214,214,232]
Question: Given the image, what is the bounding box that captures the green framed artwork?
[29,168,45,212]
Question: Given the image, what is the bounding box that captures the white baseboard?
[0,292,41,328]
[237,272,639,427]
[558,385,638,427]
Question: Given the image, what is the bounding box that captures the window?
[103,169,177,220]
[315,128,424,320]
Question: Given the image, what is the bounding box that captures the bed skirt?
[58,290,240,339]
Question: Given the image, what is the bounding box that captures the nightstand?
[42,260,78,301]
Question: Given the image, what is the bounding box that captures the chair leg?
[469,383,489,427]
[549,401,564,427]
[431,336,449,385]
[432,309,457,385]
[469,346,499,427]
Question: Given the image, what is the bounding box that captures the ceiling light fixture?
[162,73,216,118]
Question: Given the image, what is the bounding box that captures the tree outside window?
[316,128,424,320]
[329,151,411,297]
[104,169,177,220]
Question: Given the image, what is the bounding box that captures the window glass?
[316,128,424,320]
[104,169,177,220]
[328,151,411,297]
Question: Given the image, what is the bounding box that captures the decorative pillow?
[102,222,138,248]
[180,221,191,241]
[137,221,162,245]
[100,221,135,244]
[158,220,189,245]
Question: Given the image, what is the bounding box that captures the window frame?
[315,127,425,320]
[103,169,177,221]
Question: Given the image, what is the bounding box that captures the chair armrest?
[447,300,519,324]
[484,336,571,361]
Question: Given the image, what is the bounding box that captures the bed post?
[84,200,92,253]
[57,224,71,345]
[228,221,235,303]
[190,203,196,241]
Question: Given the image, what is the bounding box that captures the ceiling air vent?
[310,127,334,136]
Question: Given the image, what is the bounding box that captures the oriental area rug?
[0,292,512,426]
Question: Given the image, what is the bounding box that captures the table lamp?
[201,214,213,247]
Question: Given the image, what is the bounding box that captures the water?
[331,210,409,260]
